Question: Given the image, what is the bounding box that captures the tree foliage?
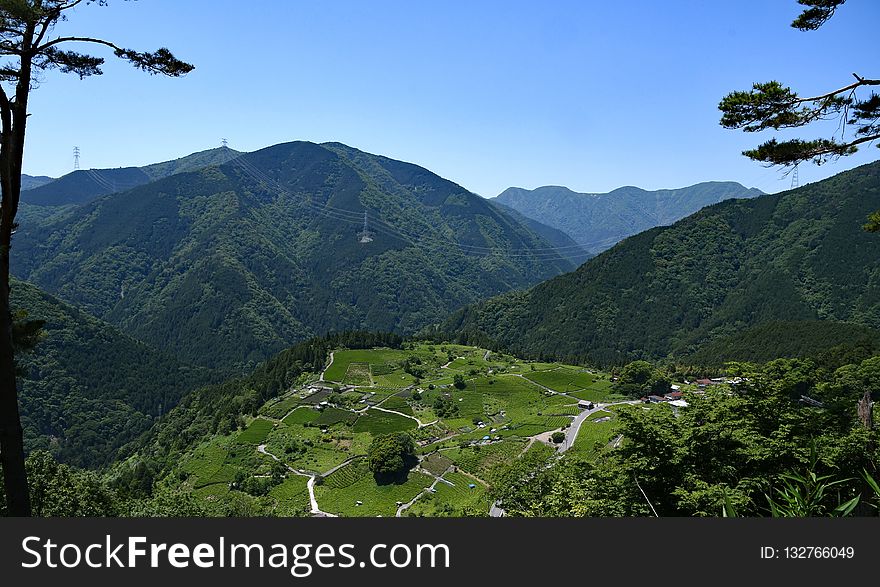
[719,1,878,169]
[367,432,416,480]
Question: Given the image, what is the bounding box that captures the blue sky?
[20,0,880,196]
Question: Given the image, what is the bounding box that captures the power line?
[226,154,581,260]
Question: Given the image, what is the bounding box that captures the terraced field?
[353,409,418,434]
[315,459,433,517]
[170,343,626,517]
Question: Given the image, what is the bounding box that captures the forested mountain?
[12,141,575,369]
[21,173,53,191]
[490,201,592,266]
[11,278,215,468]
[440,161,880,365]
[20,147,240,206]
[495,182,763,254]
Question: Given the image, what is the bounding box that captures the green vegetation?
[496,182,762,256]
[11,278,215,468]
[439,161,880,367]
[13,141,574,370]
[368,433,417,477]
[353,409,418,435]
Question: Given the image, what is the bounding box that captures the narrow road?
[558,400,641,453]
[371,405,437,429]
[396,471,445,517]
[320,351,335,382]
[258,444,336,517]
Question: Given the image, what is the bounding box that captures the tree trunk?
[0,57,32,516]
[0,251,29,516]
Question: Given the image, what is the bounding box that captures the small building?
[647,395,666,403]
[578,401,595,410]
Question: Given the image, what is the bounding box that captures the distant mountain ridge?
[21,174,54,191]
[495,181,764,254]
[21,147,241,206]
[13,141,576,370]
[442,161,880,365]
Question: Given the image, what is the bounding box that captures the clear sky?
[19,0,880,197]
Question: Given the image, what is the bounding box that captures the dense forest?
[438,161,880,366]
[11,278,216,468]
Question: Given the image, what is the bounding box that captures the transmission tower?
[221,138,228,148]
[790,164,799,189]
[357,211,374,243]
[73,146,80,170]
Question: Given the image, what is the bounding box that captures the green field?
[170,343,623,517]
[443,439,527,478]
[404,471,490,517]
[260,394,302,419]
[353,409,418,434]
[570,410,622,458]
[314,406,358,426]
[343,362,372,386]
[315,459,433,516]
[269,475,311,516]
[282,406,320,426]
[323,349,409,383]
[236,418,274,444]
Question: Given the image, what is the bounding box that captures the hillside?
[490,201,592,266]
[495,182,763,254]
[12,141,575,369]
[21,174,54,191]
[20,147,241,206]
[11,278,215,468]
[440,161,880,365]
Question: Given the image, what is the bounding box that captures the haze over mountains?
[442,161,880,365]
[13,141,576,370]
[495,182,764,255]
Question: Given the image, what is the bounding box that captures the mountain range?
[440,161,880,365]
[12,141,576,370]
[495,182,764,255]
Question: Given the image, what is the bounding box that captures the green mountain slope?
[21,174,54,191]
[20,147,240,206]
[13,141,574,369]
[490,201,592,266]
[495,182,763,254]
[11,278,214,468]
[440,161,880,365]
